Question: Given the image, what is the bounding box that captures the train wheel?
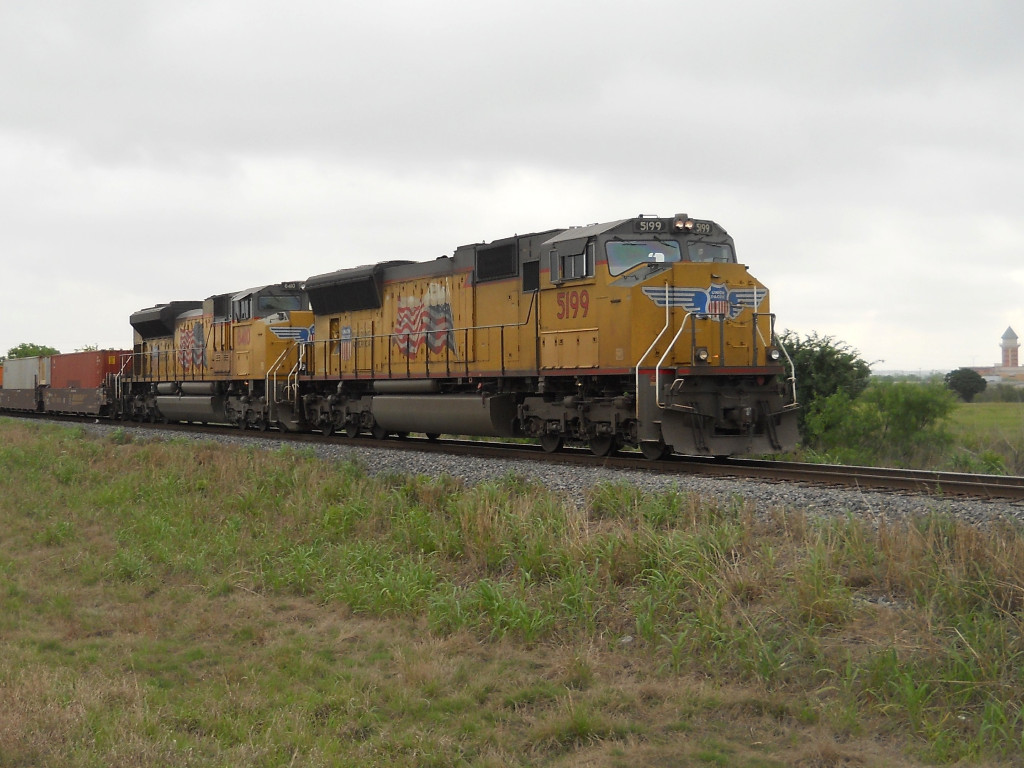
[322,421,334,437]
[345,422,360,438]
[640,440,669,461]
[255,416,269,432]
[425,433,440,441]
[371,423,388,441]
[540,434,563,453]
[589,435,617,457]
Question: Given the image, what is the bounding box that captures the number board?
[633,218,670,233]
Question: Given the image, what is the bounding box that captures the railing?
[654,313,695,409]
[634,282,678,418]
[303,292,539,382]
[774,332,799,406]
[265,341,306,423]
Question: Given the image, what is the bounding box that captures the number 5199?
[556,289,589,319]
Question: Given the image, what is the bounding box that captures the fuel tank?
[371,394,517,437]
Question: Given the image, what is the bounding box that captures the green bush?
[804,381,956,466]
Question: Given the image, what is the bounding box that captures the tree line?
[779,332,1005,468]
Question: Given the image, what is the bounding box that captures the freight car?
[293,212,798,458]
[0,350,129,416]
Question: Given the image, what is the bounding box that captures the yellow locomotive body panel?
[311,270,478,380]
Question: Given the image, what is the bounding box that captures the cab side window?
[522,260,539,292]
[233,297,252,321]
[550,241,595,282]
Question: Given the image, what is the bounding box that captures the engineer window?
[258,294,303,314]
[605,240,682,275]
[551,242,595,282]
[687,242,735,263]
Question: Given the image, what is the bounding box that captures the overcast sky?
[2,1,1021,372]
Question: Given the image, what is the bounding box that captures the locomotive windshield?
[688,242,735,263]
[605,240,682,275]
[258,294,304,313]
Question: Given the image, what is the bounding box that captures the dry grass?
[3,417,1024,766]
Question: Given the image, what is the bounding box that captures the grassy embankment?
[949,401,1024,474]
[3,417,1024,766]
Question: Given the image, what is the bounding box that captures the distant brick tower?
[1003,327,1020,368]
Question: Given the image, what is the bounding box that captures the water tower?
[1003,327,1020,368]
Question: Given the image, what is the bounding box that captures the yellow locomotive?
[128,282,312,429]
[295,212,798,457]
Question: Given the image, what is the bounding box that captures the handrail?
[288,355,302,398]
[265,343,298,423]
[654,312,694,409]
[115,352,133,405]
[633,282,672,418]
[774,332,799,405]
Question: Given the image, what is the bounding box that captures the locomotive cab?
[527,213,798,457]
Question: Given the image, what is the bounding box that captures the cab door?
[539,238,599,371]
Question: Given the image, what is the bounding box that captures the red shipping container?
[49,350,131,389]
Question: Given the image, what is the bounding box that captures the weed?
[38,518,75,546]
[7,418,1024,765]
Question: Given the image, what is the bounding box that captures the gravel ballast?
[59,419,1024,530]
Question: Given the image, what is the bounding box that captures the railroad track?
[388,439,1024,501]
[13,414,1024,502]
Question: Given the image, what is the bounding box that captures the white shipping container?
[1,356,51,390]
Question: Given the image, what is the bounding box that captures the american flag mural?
[177,322,207,370]
[394,298,429,356]
[427,302,456,354]
[191,322,206,368]
[338,326,353,361]
[178,326,194,370]
[393,283,458,359]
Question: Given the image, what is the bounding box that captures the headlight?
[768,348,781,361]
[696,347,709,362]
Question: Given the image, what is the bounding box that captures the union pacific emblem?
[641,283,766,319]
[269,324,315,343]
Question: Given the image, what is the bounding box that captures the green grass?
[949,402,1024,474]
[4,417,1024,765]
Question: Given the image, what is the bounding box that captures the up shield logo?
[641,283,766,319]
[269,324,315,343]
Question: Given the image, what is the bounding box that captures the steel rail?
[10,413,1024,501]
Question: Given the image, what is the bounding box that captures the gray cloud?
[1,0,1022,369]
